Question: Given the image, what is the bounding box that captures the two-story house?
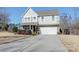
[21,8,60,35]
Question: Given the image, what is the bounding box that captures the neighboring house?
[8,24,20,32]
[8,24,15,32]
[21,8,60,35]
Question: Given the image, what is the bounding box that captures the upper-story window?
[37,16,40,18]
[41,16,44,21]
[54,16,59,21]
[41,16,44,19]
[28,17,30,19]
[25,17,30,19]
[33,17,36,19]
[52,16,54,21]
[24,17,30,22]
[23,18,26,22]
[25,17,27,19]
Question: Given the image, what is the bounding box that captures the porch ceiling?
[22,22,38,25]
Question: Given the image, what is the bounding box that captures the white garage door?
[40,27,57,35]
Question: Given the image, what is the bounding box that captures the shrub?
[12,26,18,32]
[32,32,37,36]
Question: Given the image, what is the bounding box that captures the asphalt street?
[0,35,68,52]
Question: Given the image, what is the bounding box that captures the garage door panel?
[40,27,57,34]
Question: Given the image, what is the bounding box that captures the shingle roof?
[36,10,59,16]
[22,8,59,17]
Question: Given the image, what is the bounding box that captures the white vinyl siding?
[22,8,38,23]
[38,16,59,25]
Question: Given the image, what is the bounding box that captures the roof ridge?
[35,9,58,12]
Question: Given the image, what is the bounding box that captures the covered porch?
[21,22,39,34]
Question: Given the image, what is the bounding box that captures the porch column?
[29,25,31,30]
[32,25,34,32]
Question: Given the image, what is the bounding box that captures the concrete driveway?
[0,35,68,52]
[23,35,68,52]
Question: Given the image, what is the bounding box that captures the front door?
[33,26,35,32]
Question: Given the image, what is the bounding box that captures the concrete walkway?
[0,35,68,52]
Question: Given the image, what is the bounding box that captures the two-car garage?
[40,27,58,35]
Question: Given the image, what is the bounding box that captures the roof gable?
[22,8,38,17]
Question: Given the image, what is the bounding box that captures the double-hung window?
[52,16,54,21]
[41,16,44,21]
[33,17,36,19]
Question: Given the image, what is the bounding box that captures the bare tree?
[0,8,10,31]
[72,8,79,29]
[60,14,72,34]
